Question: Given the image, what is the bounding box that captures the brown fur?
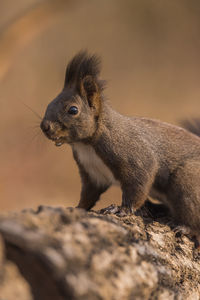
[41,51,200,239]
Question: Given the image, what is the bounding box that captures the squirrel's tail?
[181,119,200,137]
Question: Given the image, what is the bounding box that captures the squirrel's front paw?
[116,206,135,217]
[99,205,134,217]
[99,204,120,215]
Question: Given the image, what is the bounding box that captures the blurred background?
[1,0,200,211]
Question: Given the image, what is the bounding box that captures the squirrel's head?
[40,51,105,146]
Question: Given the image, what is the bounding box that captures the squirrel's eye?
[68,106,78,115]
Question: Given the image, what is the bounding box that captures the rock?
[0,204,199,299]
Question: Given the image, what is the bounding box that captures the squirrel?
[40,50,200,242]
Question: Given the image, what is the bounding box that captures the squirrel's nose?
[40,120,50,133]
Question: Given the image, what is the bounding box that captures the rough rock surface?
[0,203,200,300]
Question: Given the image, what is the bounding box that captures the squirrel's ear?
[80,76,100,111]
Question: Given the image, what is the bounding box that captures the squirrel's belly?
[73,143,119,187]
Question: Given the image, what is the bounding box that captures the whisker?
[22,129,48,155]
[20,101,42,120]
[33,131,50,153]
[29,131,41,144]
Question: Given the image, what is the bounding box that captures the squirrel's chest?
[73,143,119,187]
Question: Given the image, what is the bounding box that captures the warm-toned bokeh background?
[1,0,200,212]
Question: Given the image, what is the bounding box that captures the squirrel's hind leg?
[120,177,155,215]
[167,160,200,246]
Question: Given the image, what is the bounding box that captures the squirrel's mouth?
[51,137,65,147]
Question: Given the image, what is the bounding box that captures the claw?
[173,225,191,236]
[99,204,120,215]
[99,205,134,217]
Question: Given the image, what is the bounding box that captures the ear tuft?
[64,51,105,113]
[64,50,106,92]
